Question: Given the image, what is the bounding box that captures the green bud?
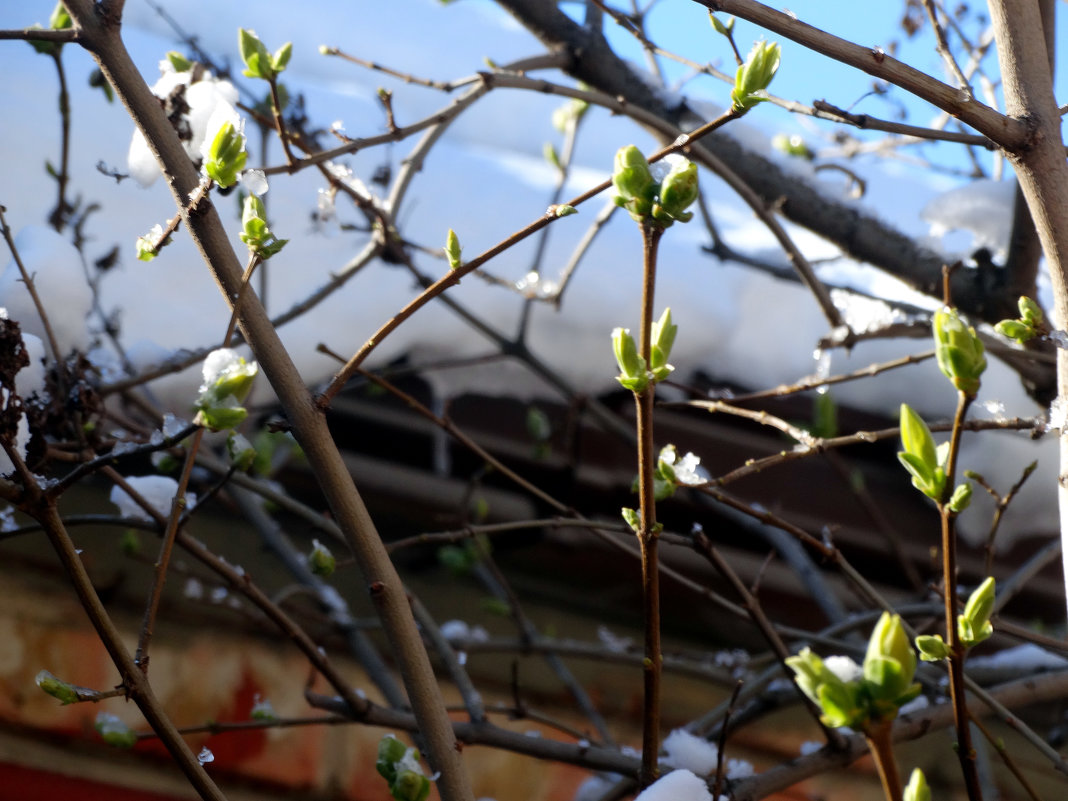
[226,432,257,472]
[204,120,247,188]
[994,319,1035,344]
[553,204,578,218]
[95,712,138,748]
[904,768,932,801]
[621,507,641,533]
[272,42,293,74]
[194,398,248,432]
[308,539,336,577]
[863,612,919,711]
[709,13,734,36]
[543,141,561,171]
[897,404,946,501]
[649,307,677,382]
[206,354,258,404]
[166,51,193,72]
[551,97,589,132]
[731,40,781,112]
[657,444,679,484]
[772,133,814,160]
[376,735,409,781]
[612,327,648,393]
[611,145,657,223]
[947,481,972,513]
[392,771,431,801]
[240,194,288,258]
[785,648,864,728]
[135,224,169,262]
[445,228,462,270]
[934,307,986,397]
[28,3,72,55]
[35,670,81,705]
[239,28,274,79]
[1018,296,1044,327]
[49,1,72,31]
[914,634,950,662]
[958,576,995,647]
[120,529,141,556]
[655,157,698,224]
[250,695,278,721]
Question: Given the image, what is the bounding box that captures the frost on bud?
[654,159,698,224]
[904,768,932,801]
[376,735,431,801]
[934,307,986,397]
[239,29,292,80]
[897,404,946,502]
[611,327,648,393]
[863,612,920,718]
[788,614,920,731]
[204,120,247,188]
[611,145,657,223]
[709,13,735,36]
[785,647,863,729]
[731,40,781,112]
[226,432,257,472]
[649,307,677,382]
[958,576,995,647]
[240,194,288,258]
[135,223,170,262]
[308,539,336,577]
[914,634,949,662]
[95,712,138,748]
[445,228,462,270]
[250,695,278,721]
[194,349,258,432]
[36,670,83,705]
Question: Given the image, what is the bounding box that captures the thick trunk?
[987,0,1068,617]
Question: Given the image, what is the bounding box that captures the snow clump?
[635,769,711,801]
[109,475,196,521]
[661,728,718,776]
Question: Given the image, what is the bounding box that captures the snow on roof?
[0,1,1055,539]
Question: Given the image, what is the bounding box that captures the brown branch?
[62,3,473,797]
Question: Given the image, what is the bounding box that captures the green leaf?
[48,2,72,31]
[95,712,138,748]
[904,768,932,801]
[204,121,247,188]
[731,40,781,112]
[308,539,336,577]
[239,28,273,79]
[166,51,193,72]
[914,634,949,662]
[271,41,293,73]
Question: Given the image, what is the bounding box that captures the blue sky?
[0,1,1061,532]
